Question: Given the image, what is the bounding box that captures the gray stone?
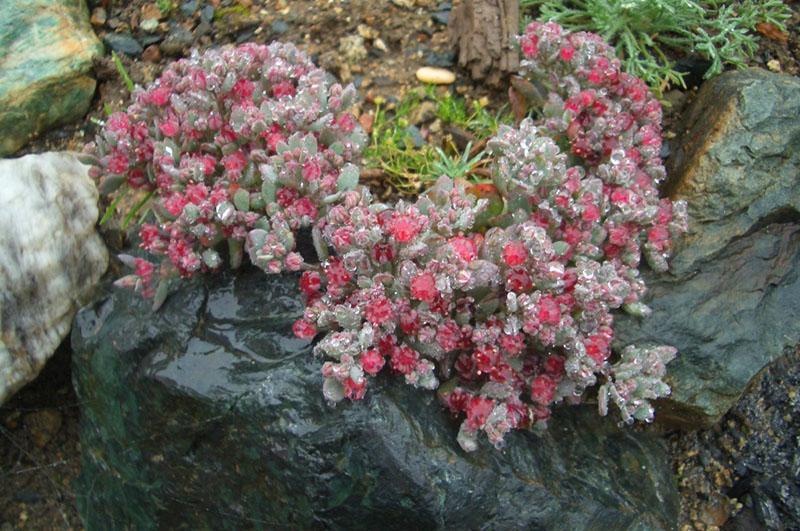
[665,68,800,276]
[200,4,214,23]
[73,270,679,530]
[615,68,800,427]
[270,20,289,35]
[179,0,197,17]
[424,50,457,68]
[0,0,103,156]
[103,32,143,56]
[432,10,450,25]
[0,152,108,405]
[404,125,425,148]
[159,26,193,56]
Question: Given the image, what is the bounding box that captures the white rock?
[0,152,108,404]
[415,66,456,85]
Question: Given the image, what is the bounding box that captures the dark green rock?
[664,68,800,276]
[616,223,800,427]
[616,69,800,427]
[102,32,142,56]
[73,269,679,530]
[0,0,103,156]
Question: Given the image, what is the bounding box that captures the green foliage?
[111,51,135,93]
[362,98,437,195]
[430,142,487,181]
[214,4,250,20]
[520,0,791,91]
[156,0,174,15]
[363,88,510,194]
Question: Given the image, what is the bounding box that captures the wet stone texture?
[0,0,102,156]
[615,68,800,428]
[73,269,678,530]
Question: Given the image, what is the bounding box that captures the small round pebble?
[415,66,455,85]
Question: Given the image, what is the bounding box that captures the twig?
[2,459,70,477]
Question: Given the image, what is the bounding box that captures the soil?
[2,0,799,529]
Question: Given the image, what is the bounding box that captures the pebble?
[194,21,212,38]
[339,35,368,64]
[200,5,215,23]
[373,38,388,52]
[104,32,144,57]
[424,50,456,68]
[90,7,107,26]
[160,26,194,56]
[358,113,374,134]
[405,125,425,148]
[432,10,450,25]
[415,66,455,85]
[142,44,161,63]
[271,20,289,35]
[410,100,437,125]
[357,24,379,40]
[180,0,198,17]
[141,3,163,21]
[140,18,159,32]
[140,34,163,47]
[391,0,415,7]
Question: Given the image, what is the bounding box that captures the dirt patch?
[0,346,82,530]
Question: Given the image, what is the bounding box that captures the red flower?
[436,320,462,352]
[531,374,557,404]
[388,213,421,243]
[107,153,129,174]
[538,297,561,326]
[292,319,317,340]
[360,349,385,376]
[344,378,366,400]
[365,297,394,325]
[410,272,438,303]
[502,241,527,267]
[149,86,171,106]
[324,258,351,287]
[371,242,395,264]
[465,396,494,430]
[449,236,477,262]
[272,80,296,98]
[390,345,419,375]
[231,78,254,100]
[299,271,322,297]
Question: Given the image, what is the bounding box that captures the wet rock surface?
[0,0,102,156]
[615,69,800,427]
[73,269,679,530]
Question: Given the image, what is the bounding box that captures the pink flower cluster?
[88,23,687,451]
[295,22,688,451]
[86,42,365,304]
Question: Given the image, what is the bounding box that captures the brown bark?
[448,0,520,85]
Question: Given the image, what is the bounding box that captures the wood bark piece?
[448,0,520,85]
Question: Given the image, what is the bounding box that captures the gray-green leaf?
[233,188,250,211]
[336,164,359,192]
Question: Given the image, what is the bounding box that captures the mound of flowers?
[85,42,366,305]
[88,23,687,451]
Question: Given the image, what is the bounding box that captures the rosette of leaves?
[84,42,366,307]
